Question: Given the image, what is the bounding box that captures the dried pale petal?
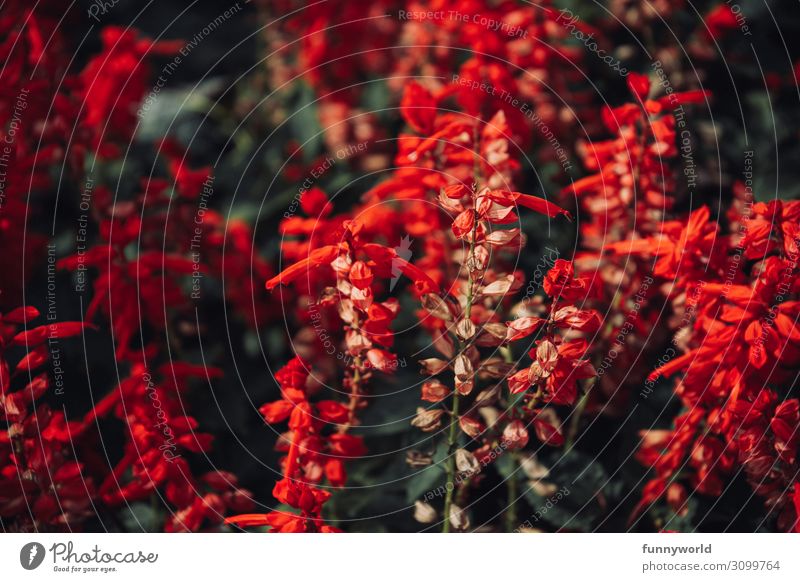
[478,359,514,380]
[455,448,481,475]
[449,504,470,531]
[481,275,515,297]
[336,278,352,296]
[432,332,455,359]
[411,407,445,432]
[336,298,356,324]
[453,354,474,381]
[419,358,449,375]
[553,305,578,321]
[473,384,500,407]
[476,323,508,347]
[530,480,558,497]
[406,450,433,468]
[345,329,372,353]
[455,378,474,396]
[438,189,463,212]
[554,306,602,332]
[413,500,438,524]
[467,245,489,272]
[459,415,483,437]
[528,361,546,383]
[478,406,500,429]
[421,380,450,402]
[485,228,521,247]
[422,293,454,321]
[366,348,396,372]
[475,191,493,216]
[484,201,517,222]
[455,318,476,340]
[520,454,550,480]
[503,419,529,449]
[350,285,373,310]
[536,339,559,375]
[330,254,353,276]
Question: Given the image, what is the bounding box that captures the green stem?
[505,453,519,532]
[442,390,461,533]
[443,177,480,532]
[565,378,593,448]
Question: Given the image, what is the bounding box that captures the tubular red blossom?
[626,72,651,101]
[266,245,340,289]
[11,322,96,347]
[533,418,565,447]
[401,81,438,135]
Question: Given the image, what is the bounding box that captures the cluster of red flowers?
[627,201,800,530]
[1,1,96,528]
[229,57,603,528]
[226,357,345,532]
[1,7,260,531]
[259,0,593,171]
[1,1,798,533]
[230,3,800,533]
[579,76,800,529]
[567,73,709,412]
[0,309,93,525]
